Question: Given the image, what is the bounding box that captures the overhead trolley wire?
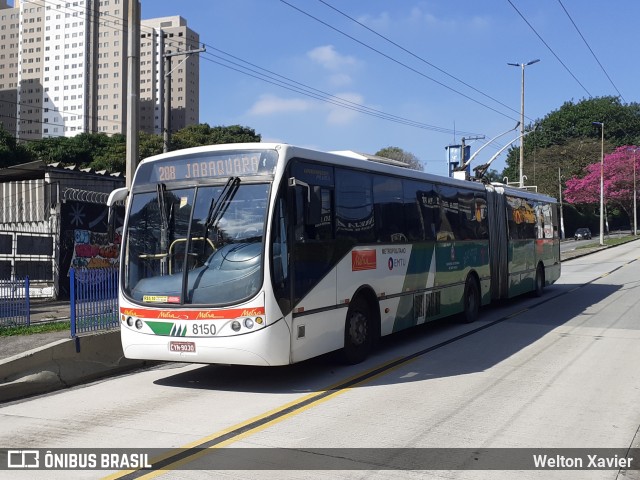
[6,1,489,140]
[556,0,625,102]
[316,0,525,121]
[280,0,520,123]
[506,0,592,98]
[201,48,481,137]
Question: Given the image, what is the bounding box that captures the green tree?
[375,146,423,171]
[504,96,640,195]
[483,168,502,183]
[0,126,31,167]
[89,134,127,172]
[171,124,260,150]
[10,124,262,172]
[139,131,164,160]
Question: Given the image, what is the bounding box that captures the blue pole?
[70,268,76,338]
[25,276,30,326]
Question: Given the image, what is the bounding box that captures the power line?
[4,0,485,140]
[5,1,491,142]
[280,0,519,122]
[506,0,592,98]
[316,0,524,120]
[556,0,625,102]
[200,49,481,137]
[59,0,478,135]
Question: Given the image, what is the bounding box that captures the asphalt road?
[1,242,640,479]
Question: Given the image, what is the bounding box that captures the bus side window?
[271,193,290,314]
[373,176,404,243]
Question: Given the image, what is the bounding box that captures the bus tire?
[533,264,545,297]
[462,276,480,324]
[342,297,372,364]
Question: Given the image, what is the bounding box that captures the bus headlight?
[135,319,143,330]
[231,321,241,332]
[244,318,254,329]
[127,316,134,327]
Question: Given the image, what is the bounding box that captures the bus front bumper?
[120,317,292,366]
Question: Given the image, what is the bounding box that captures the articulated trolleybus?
[109,143,560,366]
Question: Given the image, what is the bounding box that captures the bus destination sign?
[142,150,278,183]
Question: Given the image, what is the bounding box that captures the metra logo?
[122,309,137,316]
[196,311,224,320]
[158,311,188,320]
[352,250,376,271]
[241,309,262,316]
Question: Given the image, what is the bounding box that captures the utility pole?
[163,45,206,153]
[125,0,140,189]
[508,59,540,188]
[558,167,565,240]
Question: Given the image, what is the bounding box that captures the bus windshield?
[123,181,271,306]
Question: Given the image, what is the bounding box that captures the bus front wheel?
[462,276,480,323]
[342,297,372,364]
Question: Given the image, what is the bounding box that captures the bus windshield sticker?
[142,295,180,303]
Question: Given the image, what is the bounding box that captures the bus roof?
[137,143,556,201]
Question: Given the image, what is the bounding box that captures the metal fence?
[70,268,119,337]
[0,277,30,327]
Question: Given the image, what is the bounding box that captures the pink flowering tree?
[564,145,640,221]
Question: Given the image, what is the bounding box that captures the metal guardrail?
[0,277,30,327]
[70,268,119,337]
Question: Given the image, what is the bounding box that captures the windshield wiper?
[202,177,240,252]
[156,183,170,275]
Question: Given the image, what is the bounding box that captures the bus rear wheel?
[342,297,372,364]
[462,276,480,323]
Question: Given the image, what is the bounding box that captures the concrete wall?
[0,331,151,403]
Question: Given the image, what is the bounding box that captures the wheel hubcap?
[349,312,367,345]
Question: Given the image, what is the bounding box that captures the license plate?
[169,341,196,353]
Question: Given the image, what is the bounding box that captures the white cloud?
[358,5,490,34]
[356,11,391,31]
[325,92,364,125]
[328,73,353,87]
[248,94,312,116]
[247,91,369,128]
[307,45,358,71]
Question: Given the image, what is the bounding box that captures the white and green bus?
[109,143,560,365]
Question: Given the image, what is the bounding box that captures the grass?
[577,235,639,250]
[0,320,71,337]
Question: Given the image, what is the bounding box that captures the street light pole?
[558,167,565,240]
[508,59,539,188]
[633,148,637,236]
[593,122,604,246]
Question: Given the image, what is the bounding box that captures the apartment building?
[140,16,200,135]
[0,0,199,140]
[0,0,19,136]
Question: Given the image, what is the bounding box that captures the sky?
[141,0,640,178]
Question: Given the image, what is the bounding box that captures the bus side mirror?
[306,186,322,226]
[288,178,321,226]
[107,187,128,242]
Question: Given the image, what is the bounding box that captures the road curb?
[0,330,151,403]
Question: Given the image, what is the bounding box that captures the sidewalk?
[1,300,72,361]
[28,299,71,323]
[0,300,147,403]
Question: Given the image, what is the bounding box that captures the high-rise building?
[0,0,200,140]
[140,16,200,135]
[0,0,20,136]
